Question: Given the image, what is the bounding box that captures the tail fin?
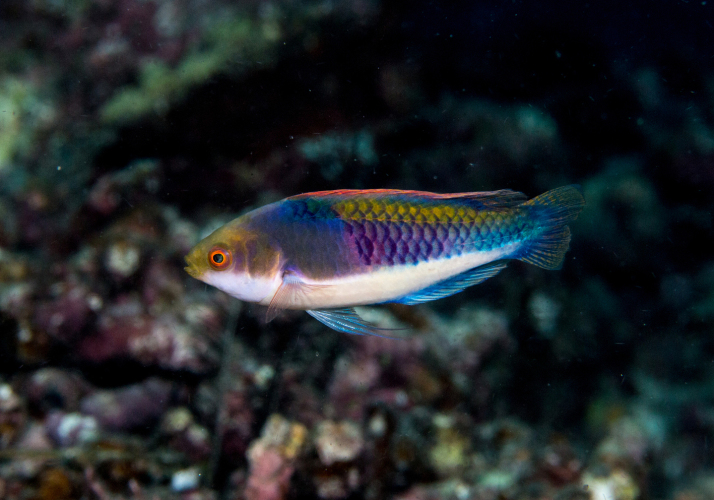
[517,185,585,270]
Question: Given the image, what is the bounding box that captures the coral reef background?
[0,0,712,498]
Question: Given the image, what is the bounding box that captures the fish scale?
[284,193,524,272]
[332,202,528,268]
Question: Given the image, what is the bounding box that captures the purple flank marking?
[401,224,413,241]
[423,225,434,242]
[419,240,430,260]
[384,239,396,258]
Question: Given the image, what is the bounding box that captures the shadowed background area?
[0,0,712,498]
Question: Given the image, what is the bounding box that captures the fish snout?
[184,254,202,279]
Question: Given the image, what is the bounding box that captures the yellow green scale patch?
[334,198,480,225]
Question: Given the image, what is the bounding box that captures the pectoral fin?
[266,271,329,323]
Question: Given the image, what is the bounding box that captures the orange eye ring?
[208,247,232,270]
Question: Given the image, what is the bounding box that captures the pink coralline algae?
[33,280,98,343]
[77,293,222,374]
[217,386,255,465]
[243,414,307,500]
[328,331,426,421]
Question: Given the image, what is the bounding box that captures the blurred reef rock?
[0,0,712,498]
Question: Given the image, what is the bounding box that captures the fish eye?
[208,247,232,270]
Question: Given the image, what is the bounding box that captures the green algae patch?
[100,13,278,125]
[0,77,56,173]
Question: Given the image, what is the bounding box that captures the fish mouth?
[184,256,202,279]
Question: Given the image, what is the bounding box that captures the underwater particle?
[315,420,364,466]
[580,468,639,500]
[105,240,141,279]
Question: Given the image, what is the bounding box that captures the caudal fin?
[517,185,585,270]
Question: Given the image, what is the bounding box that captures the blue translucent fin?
[394,261,508,305]
[517,185,585,270]
[306,308,402,338]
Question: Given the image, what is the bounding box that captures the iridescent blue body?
[239,188,571,279]
[184,186,585,335]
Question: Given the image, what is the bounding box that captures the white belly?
[262,244,518,310]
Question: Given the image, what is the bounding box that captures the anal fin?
[307,308,402,338]
[394,261,507,305]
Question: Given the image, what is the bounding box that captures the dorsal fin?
[287,189,527,210]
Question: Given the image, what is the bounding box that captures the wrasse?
[185,186,584,336]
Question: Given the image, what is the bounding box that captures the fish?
[184,185,585,336]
